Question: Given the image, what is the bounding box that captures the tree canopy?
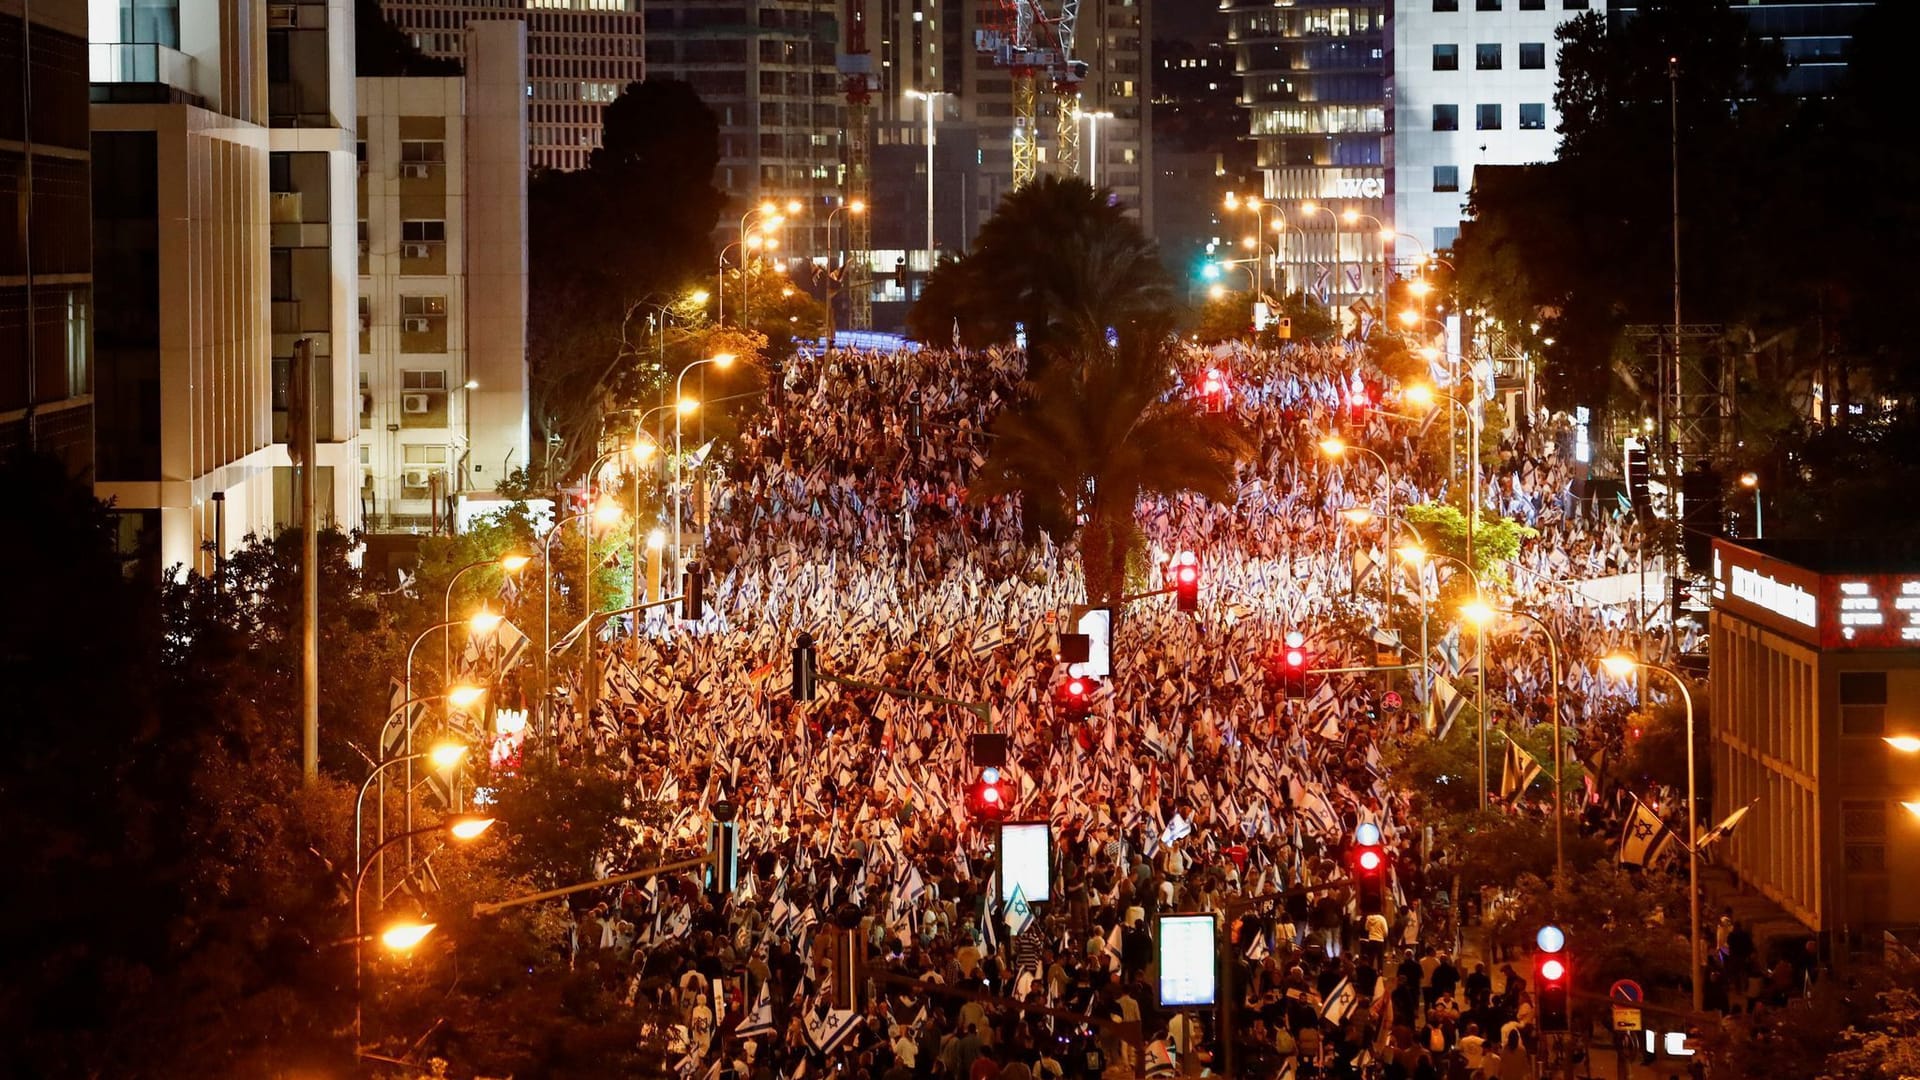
[908,177,1177,367]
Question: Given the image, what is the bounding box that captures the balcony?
[89,43,202,106]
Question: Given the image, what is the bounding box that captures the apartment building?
[357,21,530,530]
[90,0,361,576]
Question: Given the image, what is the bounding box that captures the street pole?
[291,337,319,783]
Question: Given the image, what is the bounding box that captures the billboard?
[1156,914,1217,1007]
[999,821,1052,904]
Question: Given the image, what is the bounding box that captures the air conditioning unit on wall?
[404,317,430,333]
[402,393,432,414]
[403,467,434,489]
[402,163,431,180]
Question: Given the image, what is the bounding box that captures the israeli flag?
[1005,882,1035,938]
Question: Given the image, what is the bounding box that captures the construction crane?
[975,0,1085,190]
[837,0,877,330]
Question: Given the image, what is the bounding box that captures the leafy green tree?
[969,340,1251,604]
[908,177,1177,366]
[1402,501,1537,588]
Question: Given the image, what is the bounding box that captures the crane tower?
[838,0,877,330]
[975,0,1085,190]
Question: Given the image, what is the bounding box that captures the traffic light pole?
[470,851,716,916]
[814,670,993,729]
[1218,877,1355,1080]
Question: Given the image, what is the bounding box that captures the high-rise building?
[1221,1,1387,317]
[90,0,362,576]
[377,0,645,173]
[645,0,844,260]
[357,21,530,532]
[1388,1,1602,258]
[1610,0,1872,99]
[1152,30,1255,291]
[0,0,92,477]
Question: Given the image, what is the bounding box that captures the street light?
[539,500,624,746]
[675,354,736,577]
[1601,652,1702,1013]
[905,89,950,284]
[1740,472,1763,538]
[1401,381,1481,563]
[1299,201,1341,311]
[1487,607,1568,882]
[353,814,498,1049]
[1320,437,1397,613]
[441,553,531,693]
[355,722,480,904]
[1403,544,1490,806]
[1342,208,1390,319]
[378,918,436,952]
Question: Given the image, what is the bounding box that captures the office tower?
[0,0,92,476]
[357,21,530,532]
[376,0,645,173]
[1221,1,1387,315]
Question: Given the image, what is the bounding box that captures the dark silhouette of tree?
[969,341,1250,605]
[355,0,461,77]
[530,80,726,485]
[908,177,1176,367]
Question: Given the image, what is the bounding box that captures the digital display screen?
[1156,915,1217,1007]
[999,822,1052,904]
[1076,607,1112,679]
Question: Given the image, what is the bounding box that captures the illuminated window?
[1519,103,1546,129]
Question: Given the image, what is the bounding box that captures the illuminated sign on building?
[1715,540,1920,651]
[1729,564,1818,628]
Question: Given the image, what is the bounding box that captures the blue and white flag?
[803,1004,862,1056]
[737,982,777,1039]
[1005,882,1035,937]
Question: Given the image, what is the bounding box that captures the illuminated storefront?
[1709,539,1920,956]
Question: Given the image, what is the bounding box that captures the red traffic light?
[1066,677,1088,698]
[1357,848,1383,872]
[1539,958,1566,983]
[982,784,1001,805]
[1201,369,1224,395]
[1285,648,1305,668]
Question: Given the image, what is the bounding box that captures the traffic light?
[682,561,706,620]
[1058,674,1092,721]
[1535,925,1571,1031]
[792,632,818,701]
[1198,369,1227,412]
[967,767,1009,822]
[1352,822,1386,915]
[1282,631,1308,698]
[1347,384,1371,426]
[1171,550,1200,611]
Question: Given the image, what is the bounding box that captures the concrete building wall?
[358,21,527,530]
[1388,0,1597,256]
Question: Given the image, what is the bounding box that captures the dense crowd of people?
[476,340,1693,1079]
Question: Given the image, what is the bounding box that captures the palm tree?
[909,177,1176,366]
[970,340,1252,606]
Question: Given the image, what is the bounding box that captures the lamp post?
[1601,653,1701,1013]
[905,89,949,288]
[1320,436,1396,610]
[539,501,624,748]
[1225,196,1284,304]
[1404,381,1481,566]
[825,199,867,347]
[1407,545,1489,808]
[400,611,498,872]
[1493,608,1566,882]
[1299,201,1340,312]
[441,553,530,693]
[353,814,496,1050]
[1740,472,1762,538]
[674,353,736,577]
[354,733,475,896]
[364,690,486,901]
[1342,208,1392,323]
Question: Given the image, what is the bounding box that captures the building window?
[1433,0,1459,9]
[401,444,449,498]
[1842,800,1887,873]
[1841,671,1888,736]
[1433,166,1460,192]
[402,220,446,244]
[1520,42,1547,69]
[1564,0,1589,8]
[1519,103,1547,129]
[1434,226,1460,251]
[400,371,449,429]
[1520,0,1544,7]
[1433,104,1459,131]
[402,370,448,391]
[1476,104,1503,130]
[1477,0,1501,9]
[1432,44,1459,71]
[1476,44,1502,70]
